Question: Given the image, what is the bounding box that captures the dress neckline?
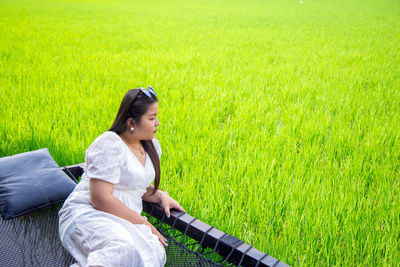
[108,131,147,168]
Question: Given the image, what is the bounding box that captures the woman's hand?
[159,192,186,218]
[145,220,169,247]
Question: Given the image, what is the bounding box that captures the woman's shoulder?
[151,136,161,157]
[86,131,124,152]
[151,136,160,145]
[96,130,121,142]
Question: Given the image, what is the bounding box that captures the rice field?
[1,0,399,265]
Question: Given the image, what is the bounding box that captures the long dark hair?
[108,89,160,196]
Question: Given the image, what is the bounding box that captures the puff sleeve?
[152,137,162,159]
[85,132,126,184]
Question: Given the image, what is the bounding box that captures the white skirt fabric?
[60,209,166,267]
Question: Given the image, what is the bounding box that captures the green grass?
[1,0,399,265]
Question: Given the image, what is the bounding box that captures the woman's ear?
[129,118,138,128]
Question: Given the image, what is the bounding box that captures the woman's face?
[132,102,160,140]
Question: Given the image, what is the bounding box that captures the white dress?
[58,131,167,267]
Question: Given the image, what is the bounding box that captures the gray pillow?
[0,148,77,220]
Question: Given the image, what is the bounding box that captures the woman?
[58,86,186,267]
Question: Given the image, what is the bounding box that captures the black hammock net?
[0,164,289,267]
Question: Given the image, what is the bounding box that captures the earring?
[129,127,134,135]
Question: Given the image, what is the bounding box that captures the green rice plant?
[1,0,399,265]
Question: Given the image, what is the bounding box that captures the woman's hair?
[108,89,160,196]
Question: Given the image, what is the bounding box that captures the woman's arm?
[90,178,144,224]
[89,178,168,246]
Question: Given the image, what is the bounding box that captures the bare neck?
[119,132,142,147]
